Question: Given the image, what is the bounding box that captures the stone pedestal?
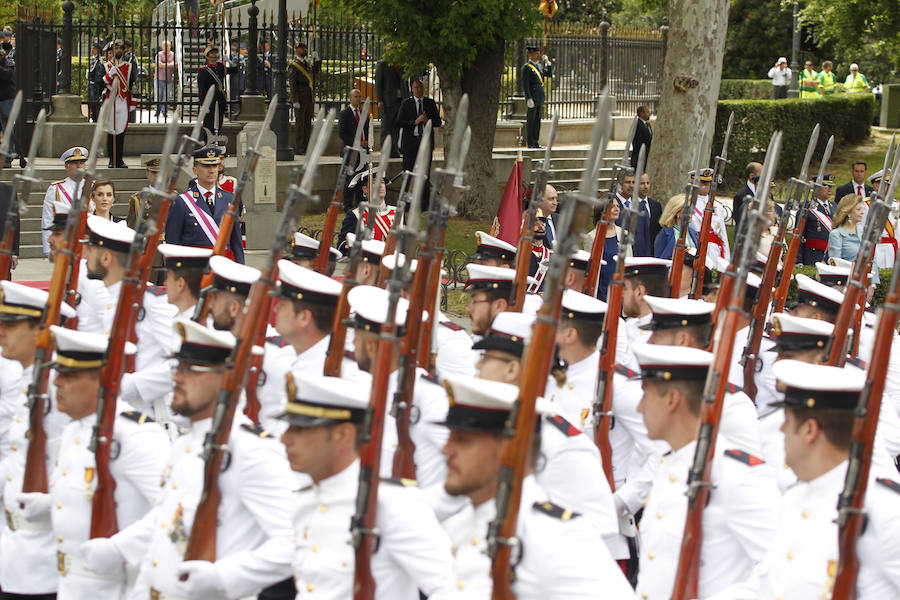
[239,95,269,121]
[49,94,87,122]
[507,95,527,121]
[239,120,280,250]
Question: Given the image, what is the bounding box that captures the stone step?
[23,189,145,208]
[19,244,43,260]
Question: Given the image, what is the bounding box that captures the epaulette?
[723,448,765,466]
[440,320,464,332]
[614,364,636,378]
[876,477,900,495]
[120,410,154,424]
[51,179,65,185]
[344,349,356,361]
[545,414,581,437]
[145,284,166,297]
[420,372,439,385]
[532,501,579,521]
[240,423,273,438]
[266,335,290,348]
[381,477,418,487]
[725,382,742,394]
[846,356,867,370]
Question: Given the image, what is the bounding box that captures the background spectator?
[654,194,697,259]
[828,193,865,263]
[154,41,175,118]
[767,57,791,99]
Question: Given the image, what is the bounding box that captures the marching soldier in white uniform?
[473,231,516,268]
[343,234,385,287]
[267,260,369,434]
[277,373,456,598]
[81,319,297,599]
[621,257,671,350]
[80,217,177,369]
[347,285,449,488]
[470,309,622,558]
[16,327,169,600]
[41,147,87,257]
[631,343,779,600]
[438,375,636,599]
[0,281,76,598]
[286,231,341,276]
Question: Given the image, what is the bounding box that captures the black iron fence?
[13,4,665,127]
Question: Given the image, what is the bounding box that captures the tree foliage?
[722,0,795,79]
[800,0,899,84]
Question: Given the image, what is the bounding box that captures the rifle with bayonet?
[417,118,471,373]
[824,139,899,368]
[393,98,470,478]
[0,91,20,177]
[668,146,704,297]
[243,113,329,424]
[181,110,333,566]
[593,144,645,489]
[0,98,36,281]
[670,131,783,600]
[831,193,900,599]
[314,99,369,274]
[22,99,111,495]
[772,135,835,314]
[377,173,408,288]
[691,113,733,299]
[512,114,557,309]
[89,117,181,538]
[740,124,820,400]
[323,139,387,378]
[352,121,429,600]
[194,94,277,323]
[585,117,636,299]
[489,95,612,600]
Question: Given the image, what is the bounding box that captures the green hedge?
[711,93,876,188]
[719,78,846,100]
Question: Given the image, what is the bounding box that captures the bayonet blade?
[0,91,22,158]
[580,95,612,199]
[798,124,820,182]
[192,89,216,142]
[446,94,469,173]
[85,99,113,177]
[373,136,391,204]
[299,109,335,196]
[154,117,181,191]
[253,94,279,150]
[407,121,433,228]
[720,112,734,163]
[814,135,835,185]
[352,98,370,154]
[622,116,638,165]
[542,114,559,167]
[23,109,47,175]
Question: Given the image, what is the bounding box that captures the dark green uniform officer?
[522,45,546,148]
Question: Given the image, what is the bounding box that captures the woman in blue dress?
[654,194,698,259]
[584,200,629,301]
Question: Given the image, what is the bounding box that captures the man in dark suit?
[733,161,762,234]
[538,184,559,249]
[337,88,370,152]
[637,172,662,252]
[613,169,653,257]
[375,57,408,158]
[630,105,652,168]
[165,146,245,264]
[835,161,874,202]
[397,78,441,208]
[521,45,545,148]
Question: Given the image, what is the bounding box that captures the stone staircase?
[1,169,149,259]
[494,145,627,196]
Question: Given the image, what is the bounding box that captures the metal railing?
[15,5,666,127]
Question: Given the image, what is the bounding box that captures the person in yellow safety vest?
[844,63,870,94]
[799,59,819,99]
[817,60,837,96]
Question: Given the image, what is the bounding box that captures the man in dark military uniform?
[798,173,836,265]
[165,146,245,263]
[288,40,320,155]
[197,45,237,144]
[521,45,547,148]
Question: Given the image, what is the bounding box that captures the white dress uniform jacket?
[0,365,70,594]
[856,475,900,598]
[434,314,477,378]
[636,436,779,600]
[112,416,296,599]
[42,177,79,256]
[292,459,455,598]
[441,475,636,599]
[691,194,731,264]
[51,405,169,599]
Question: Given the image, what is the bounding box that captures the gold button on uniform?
[62,470,68,476]
[656,512,663,519]
[648,552,655,560]
[457,581,465,590]
[152,559,158,566]
[311,545,318,552]
[185,447,192,453]
[471,537,478,546]
[307,584,314,592]
[319,504,327,513]
[57,536,63,542]
[10,445,16,451]
[802,509,809,519]
[56,502,62,509]
[787,552,794,560]
[74,438,80,445]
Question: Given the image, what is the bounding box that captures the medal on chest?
[169,502,189,555]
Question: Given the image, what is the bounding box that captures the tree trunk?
[436,42,507,220]
[646,0,730,204]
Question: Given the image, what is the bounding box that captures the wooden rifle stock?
[669,181,701,298]
[184,110,331,565]
[490,96,607,600]
[772,204,808,314]
[416,193,451,373]
[511,206,536,310]
[831,259,900,599]
[593,256,622,488]
[670,131,781,600]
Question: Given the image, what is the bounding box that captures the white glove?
[613,494,637,537]
[526,98,535,109]
[292,102,300,110]
[542,54,551,66]
[80,537,126,576]
[311,51,319,61]
[176,560,226,600]
[17,492,51,521]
